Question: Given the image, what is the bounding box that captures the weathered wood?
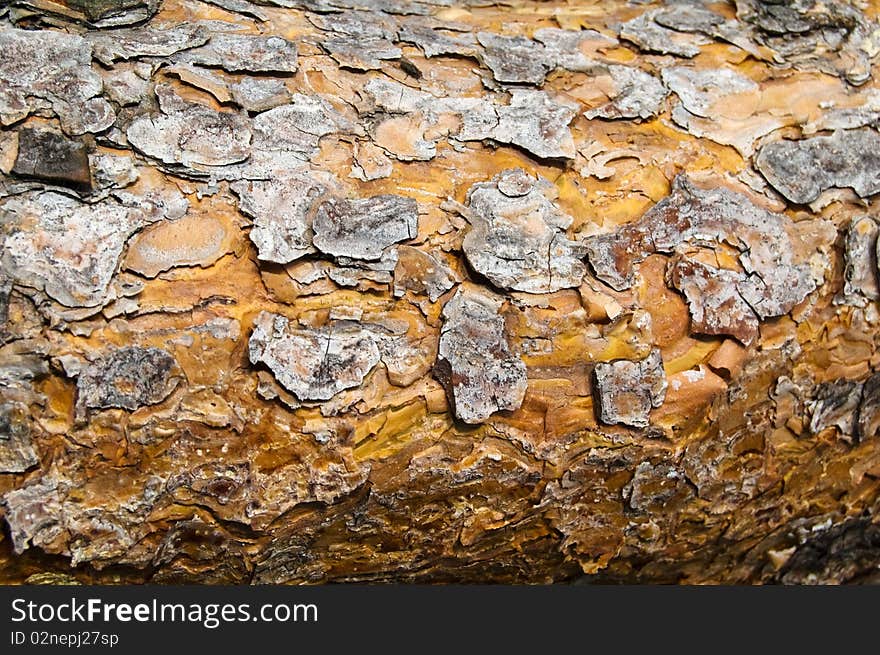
[1,0,880,584]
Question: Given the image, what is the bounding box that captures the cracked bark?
[1,0,880,585]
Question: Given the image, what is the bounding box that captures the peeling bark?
[2,0,880,586]
[435,285,527,424]
[756,128,880,204]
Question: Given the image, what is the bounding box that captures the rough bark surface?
[1,0,880,585]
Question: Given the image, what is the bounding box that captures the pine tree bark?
[1,0,880,584]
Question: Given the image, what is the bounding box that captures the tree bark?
[1,0,880,584]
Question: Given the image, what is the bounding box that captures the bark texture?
[1,0,880,584]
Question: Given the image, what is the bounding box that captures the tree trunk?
[1,0,880,585]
